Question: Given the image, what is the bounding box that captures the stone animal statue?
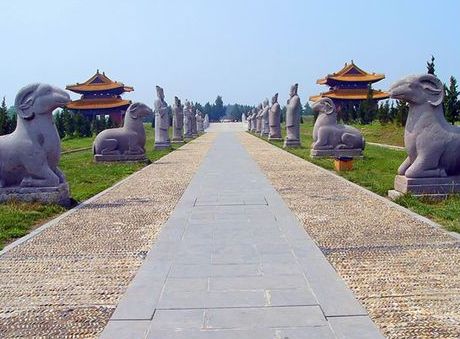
[0,83,70,188]
[93,102,152,156]
[390,74,460,178]
[311,97,365,151]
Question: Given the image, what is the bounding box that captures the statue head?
[156,85,164,100]
[263,98,269,107]
[15,83,70,120]
[389,74,444,107]
[312,97,335,116]
[185,100,191,108]
[289,83,298,97]
[272,93,278,105]
[258,103,263,110]
[174,96,181,106]
[127,102,153,119]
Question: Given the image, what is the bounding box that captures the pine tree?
[0,97,8,135]
[377,100,390,125]
[106,116,115,129]
[54,110,66,139]
[395,100,409,127]
[6,108,17,133]
[444,76,459,125]
[62,108,75,136]
[358,84,375,124]
[427,55,436,75]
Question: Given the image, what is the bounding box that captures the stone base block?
[283,139,301,148]
[171,139,184,144]
[94,154,147,162]
[268,136,283,141]
[260,132,269,137]
[0,183,71,206]
[310,149,363,158]
[392,175,460,196]
[154,142,171,150]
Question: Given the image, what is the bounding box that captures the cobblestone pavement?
[240,132,460,339]
[0,133,215,338]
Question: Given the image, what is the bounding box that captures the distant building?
[66,70,133,124]
[309,61,389,113]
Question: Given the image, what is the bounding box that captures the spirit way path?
[101,123,383,339]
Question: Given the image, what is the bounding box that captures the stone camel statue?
[311,97,365,151]
[0,83,70,188]
[390,74,460,178]
[93,102,153,157]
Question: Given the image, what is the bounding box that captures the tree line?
[54,108,118,138]
[338,56,459,127]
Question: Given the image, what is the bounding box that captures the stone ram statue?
[93,102,152,161]
[390,74,460,178]
[310,97,365,157]
[0,83,70,188]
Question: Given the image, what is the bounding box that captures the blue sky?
[1,0,459,107]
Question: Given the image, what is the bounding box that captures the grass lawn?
[261,121,460,233]
[0,125,182,249]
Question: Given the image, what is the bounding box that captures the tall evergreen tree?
[0,97,8,135]
[358,84,375,124]
[62,108,75,136]
[54,110,66,139]
[213,96,225,121]
[427,55,436,75]
[395,100,409,127]
[377,100,390,124]
[444,76,459,125]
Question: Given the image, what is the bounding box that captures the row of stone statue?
[94,85,209,162]
[245,83,302,148]
[245,74,460,198]
[244,83,365,156]
[0,83,208,205]
[153,85,209,150]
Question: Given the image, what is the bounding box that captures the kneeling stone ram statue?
[0,83,71,205]
[93,102,152,162]
[310,97,365,158]
[389,74,460,198]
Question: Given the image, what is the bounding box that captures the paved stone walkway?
[102,124,383,338]
[240,132,460,339]
[0,134,215,338]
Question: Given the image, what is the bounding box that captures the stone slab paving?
[239,131,460,339]
[0,133,215,338]
[101,124,383,338]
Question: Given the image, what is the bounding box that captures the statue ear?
[419,74,444,107]
[323,98,335,114]
[15,84,39,119]
[129,103,139,119]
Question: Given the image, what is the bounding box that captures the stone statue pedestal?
[0,183,71,206]
[268,136,283,141]
[310,149,363,158]
[388,175,460,200]
[171,138,184,144]
[283,139,301,148]
[154,141,171,150]
[94,154,147,163]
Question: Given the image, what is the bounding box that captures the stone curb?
[0,140,196,257]
[367,142,404,151]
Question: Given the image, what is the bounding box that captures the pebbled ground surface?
[240,132,460,339]
[0,133,215,338]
